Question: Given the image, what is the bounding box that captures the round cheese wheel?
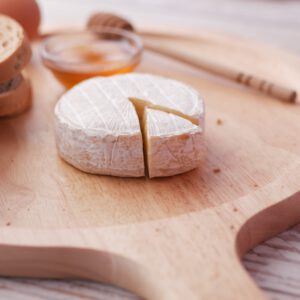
[54,73,205,178]
[0,14,32,82]
[0,73,31,117]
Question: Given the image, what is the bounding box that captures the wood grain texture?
[0,30,299,300]
[1,2,297,299]
[244,224,300,300]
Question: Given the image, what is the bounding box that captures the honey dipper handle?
[144,41,297,103]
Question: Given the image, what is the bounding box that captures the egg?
[0,0,41,39]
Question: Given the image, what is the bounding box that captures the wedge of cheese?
[144,108,203,178]
[0,15,32,82]
[54,73,205,177]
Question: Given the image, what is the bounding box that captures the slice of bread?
[0,14,32,82]
[0,72,31,117]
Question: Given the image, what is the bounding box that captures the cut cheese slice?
[54,73,205,177]
[144,108,203,178]
[0,15,32,82]
[55,83,144,177]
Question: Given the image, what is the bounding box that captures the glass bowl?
[40,28,143,88]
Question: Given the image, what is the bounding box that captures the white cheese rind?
[55,121,144,177]
[54,79,144,177]
[145,109,204,178]
[54,73,205,177]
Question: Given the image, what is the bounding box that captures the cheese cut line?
[128,99,204,177]
[128,97,201,125]
[54,73,205,178]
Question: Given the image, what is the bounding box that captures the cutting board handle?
[0,242,265,300]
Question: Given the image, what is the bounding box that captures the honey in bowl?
[41,29,143,88]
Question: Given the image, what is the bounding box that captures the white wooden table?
[1,0,300,299]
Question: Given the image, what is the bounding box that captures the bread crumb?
[213,168,221,174]
[216,118,223,125]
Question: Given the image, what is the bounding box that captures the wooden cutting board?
[1,28,300,300]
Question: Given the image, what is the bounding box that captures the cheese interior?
[143,108,203,178]
[127,82,204,176]
[112,73,203,125]
[129,97,200,125]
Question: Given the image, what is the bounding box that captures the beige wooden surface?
[0,0,300,299]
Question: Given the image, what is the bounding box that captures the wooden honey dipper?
[87,13,297,103]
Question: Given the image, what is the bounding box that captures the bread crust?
[0,73,31,117]
[0,0,41,40]
[0,14,32,82]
